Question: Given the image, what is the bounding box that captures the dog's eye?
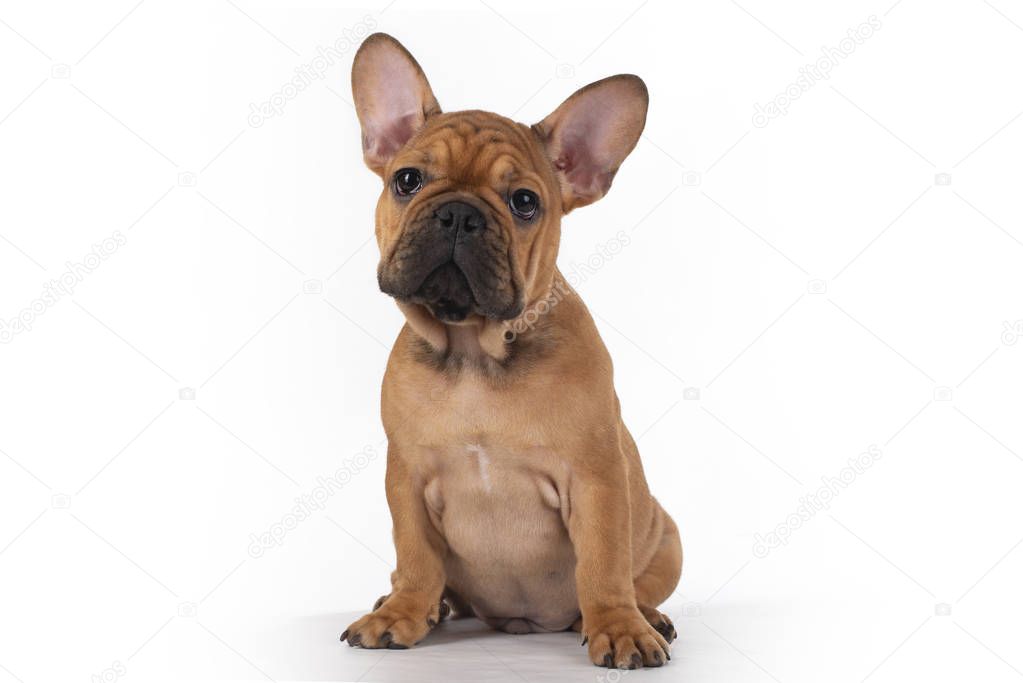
[509,189,538,221]
[393,168,423,196]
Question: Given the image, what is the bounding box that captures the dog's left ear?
[351,33,441,176]
[534,75,648,213]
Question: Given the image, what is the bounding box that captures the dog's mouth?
[377,197,525,323]
[380,254,523,323]
[409,261,476,323]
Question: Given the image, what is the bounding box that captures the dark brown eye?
[394,168,422,196]
[509,189,538,221]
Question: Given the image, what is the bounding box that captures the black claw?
[581,636,588,646]
[340,629,348,643]
[602,653,613,668]
[650,650,663,668]
[427,618,437,628]
[653,619,676,642]
[379,631,393,648]
[629,653,642,670]
[348,633,362,648]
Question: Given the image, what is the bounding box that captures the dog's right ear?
[351,33,441,177]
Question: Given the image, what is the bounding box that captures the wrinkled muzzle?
[378,198,523,322]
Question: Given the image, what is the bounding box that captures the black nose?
[436,201,485,234]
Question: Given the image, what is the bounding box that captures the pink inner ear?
[364,111,422,167]
[354,44,436,171]
[538,75,647,208]
[556,111,617,200]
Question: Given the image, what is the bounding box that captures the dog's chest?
[421,442,566,535]
[421,442,579,631]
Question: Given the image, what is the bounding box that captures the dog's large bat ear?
[534,75,648,213]
[351,33,441,176]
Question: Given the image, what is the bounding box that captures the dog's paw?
[340,597,441,649]
[582,606,671,669]
[638,604,677,643]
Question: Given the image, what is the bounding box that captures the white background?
[2,1,1022,681]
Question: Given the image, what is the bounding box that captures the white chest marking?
[466,443,492,492]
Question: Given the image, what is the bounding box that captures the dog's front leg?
[341,447,446,649]
[570,460,671,668]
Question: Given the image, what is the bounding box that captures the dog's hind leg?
[633,510,682,643]
[441,586,474,620]
[568,509,681,642]
[373,587,464,626]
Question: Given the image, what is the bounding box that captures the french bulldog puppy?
[340,33,682,669]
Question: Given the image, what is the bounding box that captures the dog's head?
[351,33,647,325]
